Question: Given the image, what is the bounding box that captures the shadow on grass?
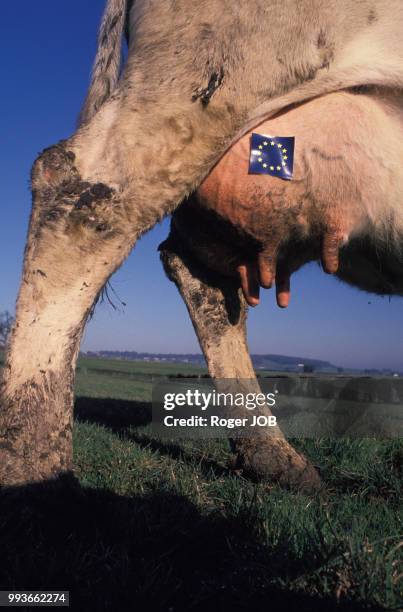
[75,396,152,430]
[0,476,383,612]
[75,396,230,478]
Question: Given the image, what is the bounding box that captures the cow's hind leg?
[0,140,141,485]
[159,232,321,492]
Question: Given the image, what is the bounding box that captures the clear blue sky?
[1,1,402,370]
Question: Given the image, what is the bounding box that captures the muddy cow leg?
[159,234,321,492]
[0,141,134,485]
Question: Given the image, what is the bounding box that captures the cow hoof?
[231,437,322,493]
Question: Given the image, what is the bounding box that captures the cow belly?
[279,234,403,297]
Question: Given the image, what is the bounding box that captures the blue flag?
[249,133,295,180]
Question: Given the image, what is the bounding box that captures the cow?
[1,0,403,491]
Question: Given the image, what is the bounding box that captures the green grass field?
[1,356,402,611]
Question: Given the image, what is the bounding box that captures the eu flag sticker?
[249,134,295,180]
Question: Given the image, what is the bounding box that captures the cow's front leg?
[159,233,321,492]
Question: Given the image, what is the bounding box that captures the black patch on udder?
[367,9,377,24]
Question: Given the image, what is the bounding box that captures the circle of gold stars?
[257,140,288,172]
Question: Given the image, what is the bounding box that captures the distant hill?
[84,350,342,373]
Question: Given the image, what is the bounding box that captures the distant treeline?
[84,350,337,373]
[82,350,401,376]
